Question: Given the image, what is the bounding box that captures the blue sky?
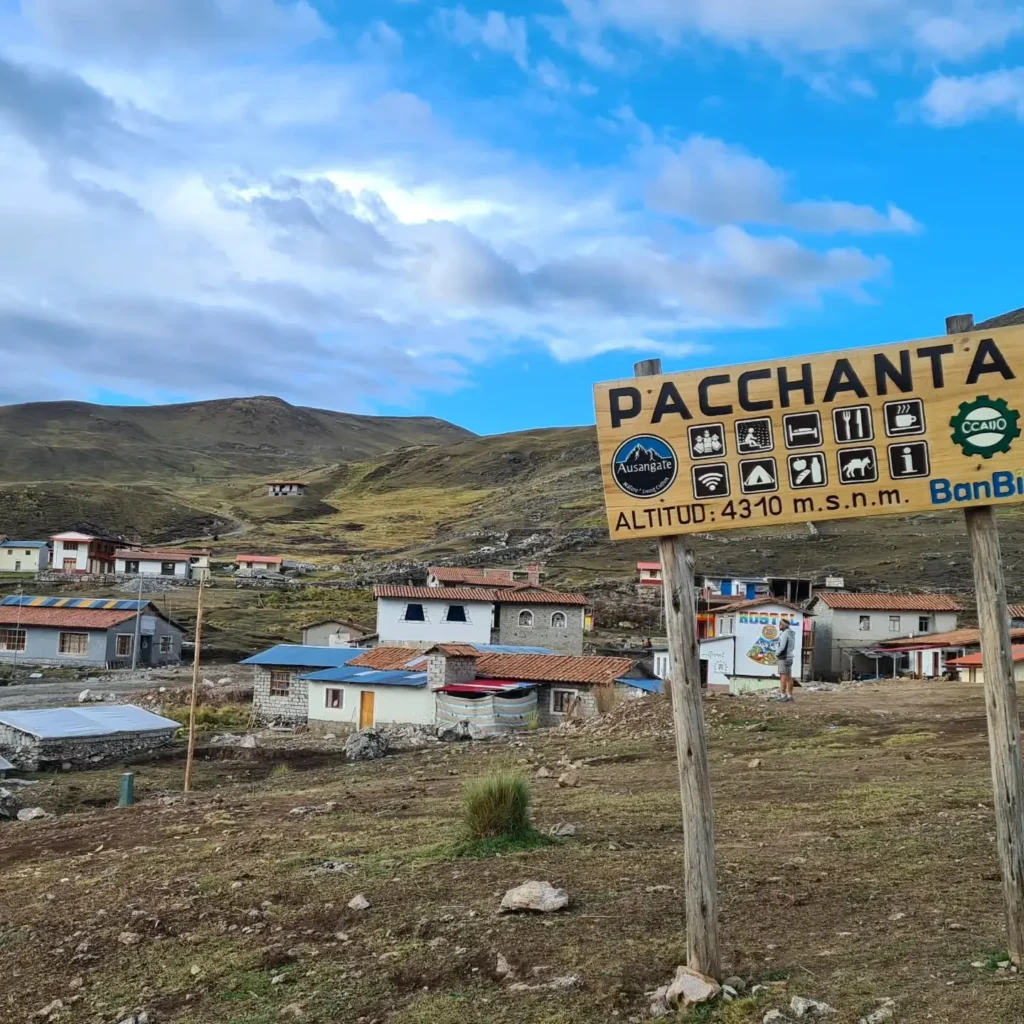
[1,1,1022,436]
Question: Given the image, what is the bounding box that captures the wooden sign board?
[594,325,1024,539]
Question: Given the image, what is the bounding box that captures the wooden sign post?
[949,315,1024,964]
[183,574,205,794]
[636,358,720,978]
[595,324,1024,967]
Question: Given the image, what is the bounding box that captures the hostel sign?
[594,325,1024,540]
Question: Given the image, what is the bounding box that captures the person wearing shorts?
[776,618,795,702]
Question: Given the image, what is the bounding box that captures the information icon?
[887,441,930,479]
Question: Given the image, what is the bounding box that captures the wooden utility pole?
[183,575,206,793]
[635,357,720,977]
[948,313,1024,963]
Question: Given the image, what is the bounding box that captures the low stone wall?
[0,727,178,771]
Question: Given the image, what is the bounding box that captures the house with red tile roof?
[373,583,589,656]
[946,646,1024,685]
[427,564,544,587]
[810,592,961,679]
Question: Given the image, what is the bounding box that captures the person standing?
[776,618,796,702]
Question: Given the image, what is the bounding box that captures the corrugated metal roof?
[302,666,428,687]
[0,607,138,628]
[241,645,369,668]
[0,705,179,740]
[620,677,663,694]
[948,645,1024,668]
[715,596,807,614]
[1,596,149,610]
[877,627,1024,649]
[1,541,47,548]
[374,585,588,606]
[815,593,961,611]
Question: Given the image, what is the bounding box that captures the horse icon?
[842,454,873,479]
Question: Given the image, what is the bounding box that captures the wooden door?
[62,558,76,572]
[359,691,374,729]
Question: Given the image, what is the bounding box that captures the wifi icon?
[691,463,730,500]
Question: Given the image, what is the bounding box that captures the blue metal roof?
[0,705,179,740]
[471,643,555,655]
[302,666,428,687]
[241,644,369,668]
[2,541,47,548]
[0,596,149,610]
[618,677,663,694]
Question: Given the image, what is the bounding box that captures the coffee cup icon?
[894,412,917,428]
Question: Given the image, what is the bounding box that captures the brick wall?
[535,683,599,728]
[497,603,584,655]
[252,666,310,723]
[426,654,478,690]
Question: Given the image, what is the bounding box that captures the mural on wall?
[740,611,801,670]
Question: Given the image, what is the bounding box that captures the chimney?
[425,646,479,690]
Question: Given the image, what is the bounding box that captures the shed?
[0,705,180,771]
[300,618,368,648]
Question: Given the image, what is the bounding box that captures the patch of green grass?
[447,830,557,858]
[881,731,938,746]
[162,703,251,732]
[463,773,532,839]
[761,968,790,981]
[270,764,291,779]
[982,948,1012,970]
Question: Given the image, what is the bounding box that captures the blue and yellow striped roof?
[0,596,149,611]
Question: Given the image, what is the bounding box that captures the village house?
[0,706,179,771]
[51,531,120,574]
[267,481,307,497]
[947,646,1024,685]
[0,540,49,573]
[300,617,369,647]
[871,626,1019,679]
[236,554,283,574]
[373,583,589,655]
[114,548,211,580]
[0,596,184,668]
[427,564,544,587]
[810,592,961,679]
[691,597,811,693]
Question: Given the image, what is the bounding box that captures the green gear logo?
[949,395,1021,458]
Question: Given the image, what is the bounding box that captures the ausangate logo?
[950,395,1021,458]
[612,435,678,498]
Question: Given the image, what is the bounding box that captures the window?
[59,632,89,655]
[859,615,871,631]
[551,611,567,628]
[159,635,173,653]
[445,604,467,623]
[161,561,176,576]
[404,603,425,622]
[325,688,343,709]
[518,609,534,627]
[115,634,133,657]
[918,616,931,632]
[0,628,25,651]
[125,561,140,573]
[62,541,79,551]
[551,688,578,714]
[269,670,291,696]
[888,615,901,632]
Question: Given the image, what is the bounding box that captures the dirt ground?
[1,681,1023,1024]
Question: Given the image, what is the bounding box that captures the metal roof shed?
[241,645,369,668]
[0,706,179,739]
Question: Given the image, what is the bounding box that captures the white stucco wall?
[376,597,493,645]
[115,557,188,576]
[0,545,48,572]
[53,539,89,571]
[307,681,436,726]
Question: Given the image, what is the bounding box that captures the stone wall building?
[0,706,179,771]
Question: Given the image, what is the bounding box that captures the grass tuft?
[448,773,553,857]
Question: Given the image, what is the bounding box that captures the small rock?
[536,766,552,778]
[724,976,746,993]
[239,735,258,749]
[16,807,49,822]
[280,1003,304,1019]
[748,758,762,768]
[347,894,370,912]
[971,961,985,968]
[790,995,835,1017]
[271,973,287,985]
[67,978,83,992]
[230,881,244,890]
[887,911,906,921]
[495,954,513,979]
[946,921,966,931]
[499,880,569,913]
[665,965,721,1007]
[28,672,41,679]
[77,689,91,703]
[311,860,354,875]
[860,999,896,1024]
[763,1012,788,1024]
[557,771,580,788]
[117,931,142,946]
[723,984,738,999]
[548,822,577,837]
[344,728,390,761]
[35,999,63,1019]
[508,975,580,992]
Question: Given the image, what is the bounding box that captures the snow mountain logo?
[612,435,678,498]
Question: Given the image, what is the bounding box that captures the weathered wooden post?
[635,357,721,978]
[184,574,206,793]
[948,313,1024,964]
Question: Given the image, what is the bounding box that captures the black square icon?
[688,423,726,460]
[883,399,926,437]
[887,441,930,479]
[735,417,774,454]
[787,452,828,488]
[783,411,823,449]
[837,446,878,484]
[832,405,874,444]
[739,457,778,494]
[691,463,730,500]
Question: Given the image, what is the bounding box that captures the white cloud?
[647,136,920,234]
[359,20,404,57]
[559,0,1024,60]
[919,67,1024,123]
[437,6,530,69]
